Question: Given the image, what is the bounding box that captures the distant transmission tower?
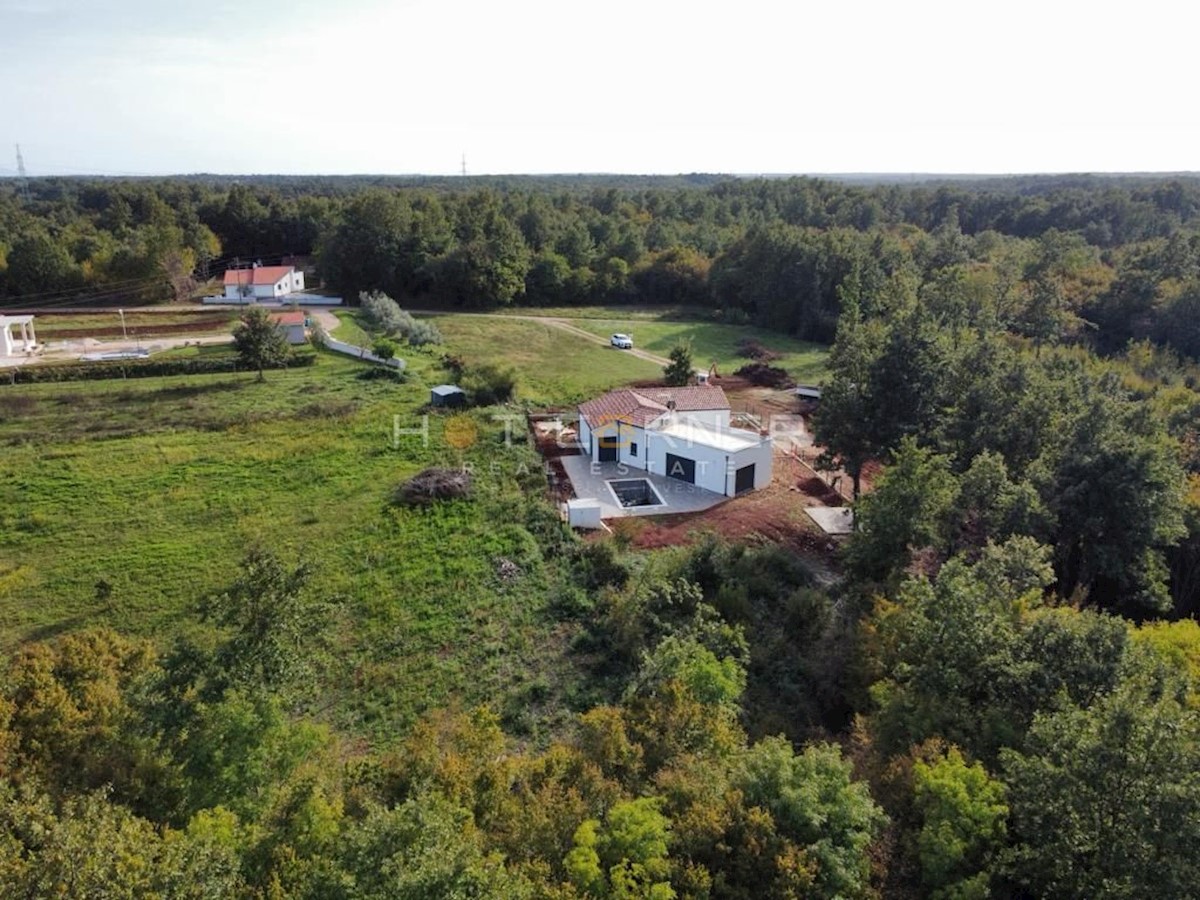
[14,144,30,202]
[461,152,467,177]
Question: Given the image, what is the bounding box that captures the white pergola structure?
[0,315,37,357]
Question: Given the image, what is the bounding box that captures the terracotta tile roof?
[270,311,306,326]
[223,266,296,286]
[635,385,730,412]
[578,385,729,428]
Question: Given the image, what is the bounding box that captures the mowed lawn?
[0,351,583,741]
[565,318,829,383]
[412,314,663,405]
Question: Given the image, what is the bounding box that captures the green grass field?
[0,305,826,745]
[0,351,584,742]
[426,315,663,405]
[341,305,828,403]
[330,310,373,346]
[564,318,828,383]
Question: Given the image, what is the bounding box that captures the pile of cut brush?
[394,467,472,506]
[734,362,794,388]
[736,338,782,362]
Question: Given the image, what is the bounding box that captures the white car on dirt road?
[610,333,633,349]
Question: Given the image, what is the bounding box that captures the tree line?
[4,174,1200,361]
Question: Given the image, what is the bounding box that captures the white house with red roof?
[577,385,773,497]
[223,265,305,301]
[269,310,309,344]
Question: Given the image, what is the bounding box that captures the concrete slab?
[806,506,855,535]
[559,455,727,519]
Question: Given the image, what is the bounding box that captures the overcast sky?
[1,0,1195,176]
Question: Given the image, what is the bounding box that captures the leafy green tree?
[0,781,242,899]
[632,246,712,306]
[318,190,413,298]
[565,797,675,899]
[911,747,1007,899]
[943,450,1047,554]
[662,340,694,386]
[869,540,1130,763]
[1000,669,1200,898]
[232,307,290,382]
[737,737,885,899]
[337,792,530,899]
[1,629,180,819]
[1040,386,1187,613]
[845,437,957,584]
[175,689,332,820]
[630,635,746,710]
[4,231,81,296]
[813,292,886,498]
[525,250,575,306]
[199,549,323,690]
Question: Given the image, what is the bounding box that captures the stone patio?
[559,455,728,518]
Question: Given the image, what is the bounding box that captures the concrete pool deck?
[559,456,728,518]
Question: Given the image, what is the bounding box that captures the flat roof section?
[656,421,762,453]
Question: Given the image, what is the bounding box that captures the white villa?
[577,385,773,497]
[223,265,305,301]
[0,315,37,357]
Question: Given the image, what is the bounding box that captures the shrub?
[441,354,466,380]
[359,291,442,346]
[406,320,443,347]
[393,467,473,506]
[461,363,517,406]
[360,291,410,334]
[372,338,398,361]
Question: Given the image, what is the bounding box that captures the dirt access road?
[1,305,343,368]
[5,306,656,368]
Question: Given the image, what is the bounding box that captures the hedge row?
[2,353,316,385]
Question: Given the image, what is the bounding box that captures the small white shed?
[567,498,604,529]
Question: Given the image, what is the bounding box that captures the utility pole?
[14,144,30,203]
[461,152,467,177]
[118,309,128,340]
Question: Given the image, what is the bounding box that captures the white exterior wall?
[618,422,647,469]
[577,414,592,455]
[283,324,307,344]
[675,409,730,429]
[644,428,772,497]
[291,270,305,292]
[732,439,774,491]
[644,430,726,495]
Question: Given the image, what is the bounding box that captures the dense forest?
[3,173,1200,360]
[2,173,1199,897]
